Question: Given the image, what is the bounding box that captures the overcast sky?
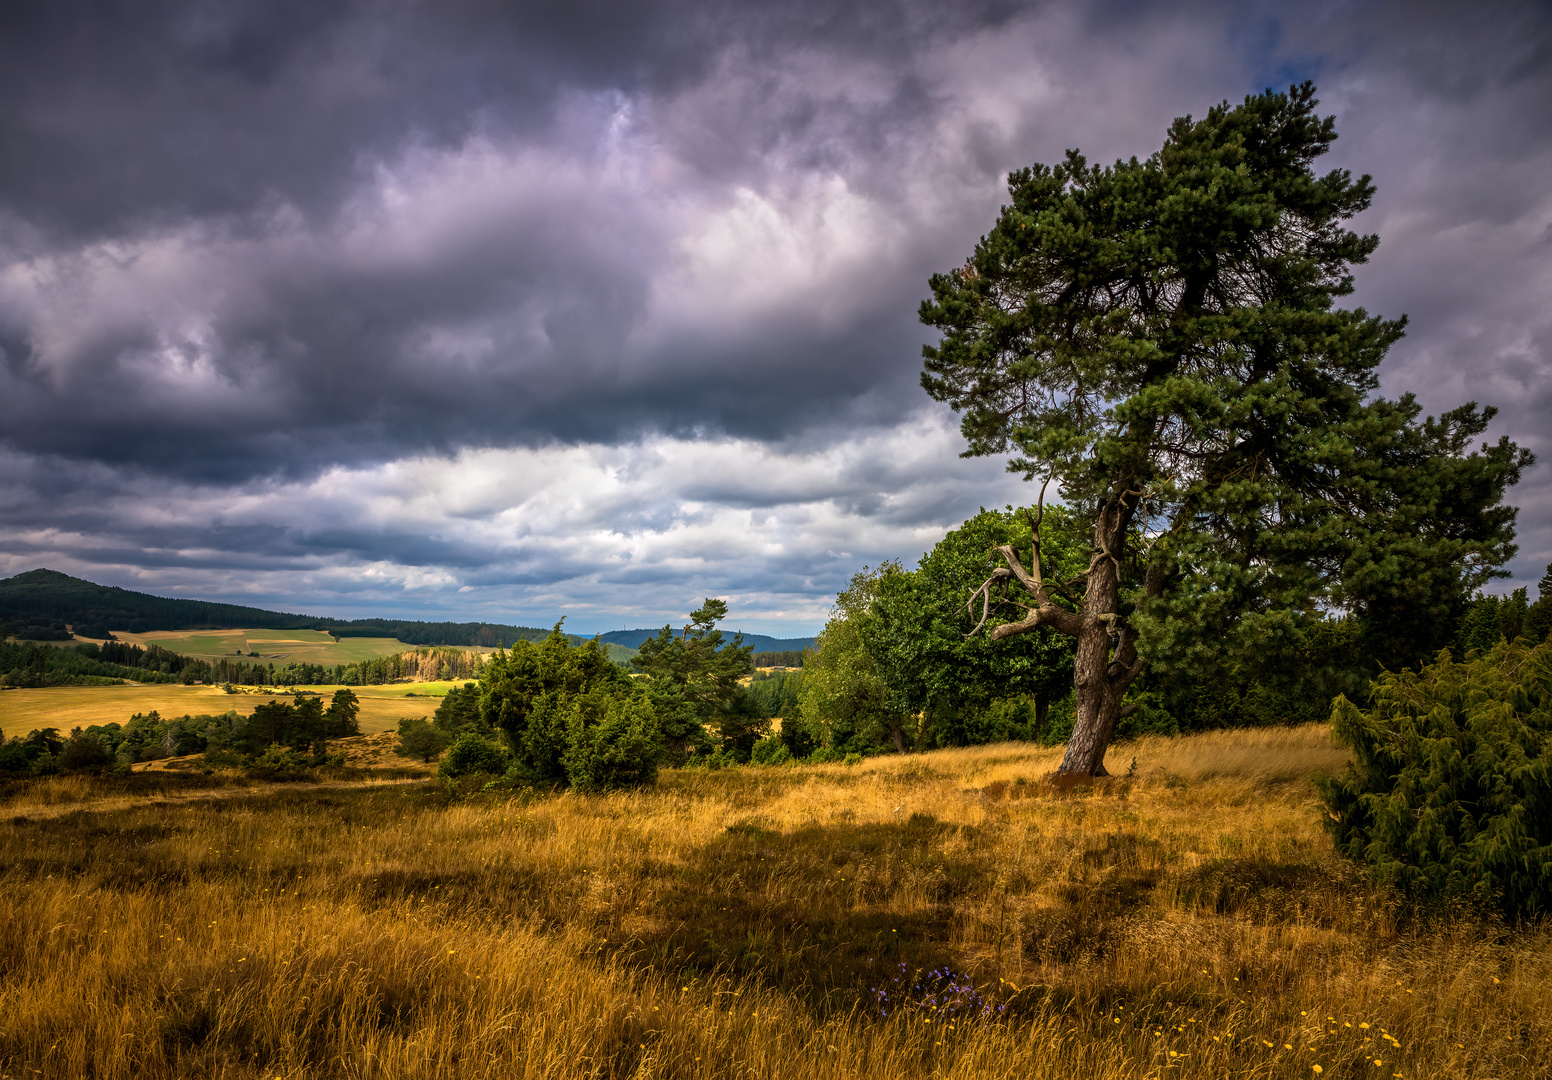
[1,0,1548,635]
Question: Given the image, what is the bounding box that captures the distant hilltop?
[0,569,814,655]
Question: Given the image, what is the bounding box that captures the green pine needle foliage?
[437,732,510,779]
[1319,639,1552,917]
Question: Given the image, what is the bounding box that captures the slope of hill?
[0,569,552,647]
[0,570,799,661]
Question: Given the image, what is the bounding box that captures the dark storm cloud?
[0,0,1548,622]
[0,0,1241,485]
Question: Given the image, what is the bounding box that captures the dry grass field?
[0,684,449,738]
[2,725,1546,1079]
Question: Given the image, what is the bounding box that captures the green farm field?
[0,684,445,737]
[104,628,437,665]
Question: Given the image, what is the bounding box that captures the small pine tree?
[1319,639,1552,917]
[325,689,361,736]
[1526,563,1552,645]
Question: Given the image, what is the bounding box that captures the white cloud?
[0,409,1033,634]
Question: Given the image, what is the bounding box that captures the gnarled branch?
[967,544,1083,639]
[964,566,1013,636]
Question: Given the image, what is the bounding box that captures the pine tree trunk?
[1056,505,1128,776]
[1059,622,1121,775]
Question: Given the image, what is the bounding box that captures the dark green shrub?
[202,748,245,769]
[58,728,113,772]
[397,717,453,762]
[245,745,311,779]
[684,746,731,770]
[1319,640,1551,917]
[480,630,636,783]
[749,735,792,766]
[563,693,661,792]
[432,682,486,735]
[438,732,510,779]
[0,740,30,774]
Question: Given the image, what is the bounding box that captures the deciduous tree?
[867,505,1081,743]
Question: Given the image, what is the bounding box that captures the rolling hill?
[0,570,814,658]
[0,569,553,647]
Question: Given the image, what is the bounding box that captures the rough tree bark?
[969,487,1159,776]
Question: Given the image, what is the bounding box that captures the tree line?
[0,638,488,690]
[389,602,787,789]
[0,689,361,776]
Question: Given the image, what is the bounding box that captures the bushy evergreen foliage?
[479,625,643,785]
[634,599,765,762]
[1319,640,1552,917]
[1454,573,1551,655]
[746,669,805,719]
[1143,616,1372,731]
[748,734,793,766]
[437,732,510,778]
[431,682,486,734]
[397,718,453,762]
[563,692,661,791]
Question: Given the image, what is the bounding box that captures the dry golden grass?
[2,724,1546,1079]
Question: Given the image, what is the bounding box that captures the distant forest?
[0,637,488,690]
[0,569,557,647]
[750,650,806,668]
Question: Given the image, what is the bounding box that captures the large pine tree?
[919,83,1532,775]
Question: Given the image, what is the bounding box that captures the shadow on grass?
[625,812,981,1010]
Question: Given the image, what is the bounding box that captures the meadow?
[2,725,1546,1079]
[103,629,447,665]
[0,683,448,737]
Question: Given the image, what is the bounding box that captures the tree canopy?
[479,625,633,784]
[866,506,1082,742]
[919,83,1531,775]
[635,599,766,762]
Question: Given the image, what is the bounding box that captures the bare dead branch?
[995,543,1046,596]
[964,567,1013,636]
